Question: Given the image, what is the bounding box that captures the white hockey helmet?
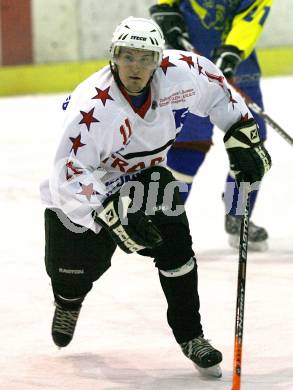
[110,16,165,67]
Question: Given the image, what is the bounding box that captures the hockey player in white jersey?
[41,16,271,378]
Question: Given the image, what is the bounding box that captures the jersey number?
[244,6,270,26]
[120,118,132,145]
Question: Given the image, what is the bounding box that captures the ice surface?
[0,77,292,389]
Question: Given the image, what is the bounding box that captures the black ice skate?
[51,295,83,348]
[225,214,268,252]
[180,336,222,378]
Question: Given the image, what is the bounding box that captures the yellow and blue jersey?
[158,0,272,85]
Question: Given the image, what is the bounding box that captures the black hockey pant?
[44,166,203,343]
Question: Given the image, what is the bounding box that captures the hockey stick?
[229,84,293,147]
[231,188,251,390]
[179,37,293,147]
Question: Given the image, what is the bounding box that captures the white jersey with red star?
[40,49,252,232]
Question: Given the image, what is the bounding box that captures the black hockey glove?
[94,191,163,254]
[212,45,243,79]
[149,4,191,50]
[224,118,271,187]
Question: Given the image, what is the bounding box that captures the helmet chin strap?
[109,61,156,95]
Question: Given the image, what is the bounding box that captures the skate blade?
[193,363,222,378]
[228,235,268,252]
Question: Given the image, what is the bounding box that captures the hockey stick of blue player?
[228,84,293,147]
[231,189,250,390]
[179,37,293,147]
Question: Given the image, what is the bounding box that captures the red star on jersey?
[160,56,176,75]
[227,88,238,109]
[240,113,250,122]
[77,183,96,201]
[92,86,114,106]
[79,108,99,131]
[197,58,204,75]
[205,71,224,87]
[179,54,195,69]
[69,134,86,155]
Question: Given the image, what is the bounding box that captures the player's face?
[116,48,157,95]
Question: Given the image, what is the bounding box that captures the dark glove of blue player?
[149,4,191,50]
[94,191,163,254]
[212,45,243,79]
[224,118,271,187]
